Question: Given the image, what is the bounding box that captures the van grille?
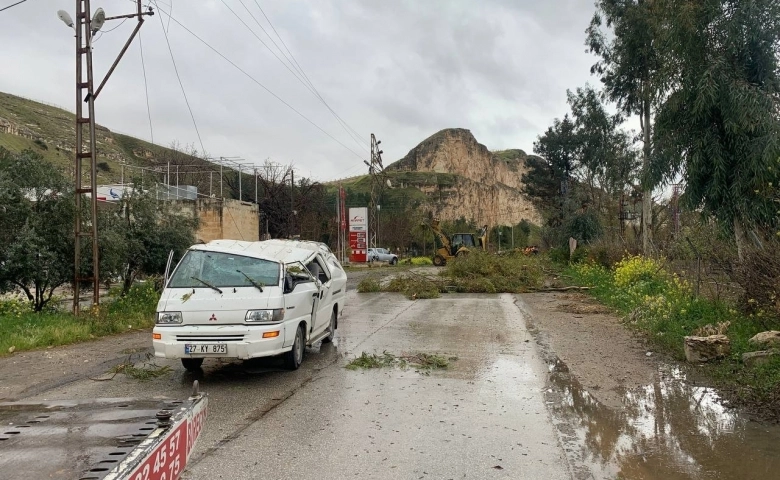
[176,334,245,342]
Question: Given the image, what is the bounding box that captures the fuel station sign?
[349,207,368,263]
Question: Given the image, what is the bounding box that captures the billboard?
[349,207,368,263]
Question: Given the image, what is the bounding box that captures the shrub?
[443,251,545,292]
[387,275,440,299]
[357,277,381,293]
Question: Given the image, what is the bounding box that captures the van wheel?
[322,309,336,344]
[181,358,204,371]
[284,325,305,370]
[390,257,398,265]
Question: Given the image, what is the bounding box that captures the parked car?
[368,247,398,265]
[153,239,347,371]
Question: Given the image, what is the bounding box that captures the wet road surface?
[186,292,569,479]
[5,287,780,479]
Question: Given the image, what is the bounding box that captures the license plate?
[185,344,226,354]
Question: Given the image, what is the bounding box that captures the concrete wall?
[170,198,259,243]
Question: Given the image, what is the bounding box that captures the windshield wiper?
[190,276,223,294]
[236,270,264,292]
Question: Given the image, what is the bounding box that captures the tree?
[0,149,75,311]
[587,0,663,254]
[567,86,640,210]
[524,115,580,224]
[652,0,780,261]
[101,186,198,295]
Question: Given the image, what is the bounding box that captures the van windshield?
[168,250,280,288]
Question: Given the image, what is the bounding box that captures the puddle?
[545,357,780,480]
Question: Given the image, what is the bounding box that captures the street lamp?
[59,1,153,315]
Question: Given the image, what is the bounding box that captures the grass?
[0,91,206,184]
[346,351,453,372]
[568,256,780,411]
[0,282,159,355]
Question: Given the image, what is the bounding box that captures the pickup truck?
[0,382,207,480]
[153,239,347,371]
[368,248,398,265]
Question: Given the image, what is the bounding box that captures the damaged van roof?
[191,239,316,264]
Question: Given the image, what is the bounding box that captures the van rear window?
[168,250,280,288]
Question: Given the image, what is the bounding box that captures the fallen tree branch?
[528,286,593,292]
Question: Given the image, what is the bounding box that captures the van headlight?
[156,311,183,324]
[245,309,285,323]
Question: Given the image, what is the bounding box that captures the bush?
[400,257,434,266]
[732,246,780,317]
[387,275,441,299]
[443,251,545,292]
[357,277,381,293]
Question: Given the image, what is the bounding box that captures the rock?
[742,350,778,368]
[8,346,15,354]
[684,335,730,363]
[742,350,778,367]
[748,331,780,349]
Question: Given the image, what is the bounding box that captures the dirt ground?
[519,291,659,409]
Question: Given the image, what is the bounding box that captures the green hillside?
[0,92,198,183]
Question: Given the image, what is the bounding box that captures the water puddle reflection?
[545,358,780,479]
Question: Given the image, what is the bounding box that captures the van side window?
[306,257,330,284]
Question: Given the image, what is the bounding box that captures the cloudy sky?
[0,0,600,181]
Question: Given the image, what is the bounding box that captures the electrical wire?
[247,0,370,153]
[153,1,206,156]
[154,5,366,162]
[0,0,26,13]
[138,31,154,144]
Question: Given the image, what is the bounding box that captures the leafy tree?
[587,0,664,254]
[567,86,640,209]
[101,186,198,295]
[0,148,75,311]
[524,115,580,224]
[652,0,780,260]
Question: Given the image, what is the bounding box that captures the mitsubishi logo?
[209,314,217,322]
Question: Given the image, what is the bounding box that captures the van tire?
[284,325,305,370]
[181,358,204,371]
[322,309,337,343]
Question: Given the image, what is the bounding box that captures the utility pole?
[367,134,385,250]
[61,0,153,314]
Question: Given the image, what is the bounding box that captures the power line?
[153,1,206,155]
[0,0,26,13]
[154,5,366,162]
[138,31,154,143]
[222,0,369,155]
[250,0,370,153]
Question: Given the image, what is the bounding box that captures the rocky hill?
[384,128,540,226]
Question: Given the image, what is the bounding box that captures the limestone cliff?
[386,128,540,226]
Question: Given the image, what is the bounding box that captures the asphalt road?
[20,289,571,480]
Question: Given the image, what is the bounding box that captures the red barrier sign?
[127,399,207,480]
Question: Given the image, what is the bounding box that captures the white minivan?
[153,239,347,371]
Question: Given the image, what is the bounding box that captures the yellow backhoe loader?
[425,219,488,266]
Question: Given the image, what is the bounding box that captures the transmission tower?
[366,134,385,249]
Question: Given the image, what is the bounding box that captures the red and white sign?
[126,398,208,480]
[349,207,369,263]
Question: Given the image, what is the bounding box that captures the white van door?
[283,262,318,347]
[305,255,332,339]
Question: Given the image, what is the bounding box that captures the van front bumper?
[152,324,293,360]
